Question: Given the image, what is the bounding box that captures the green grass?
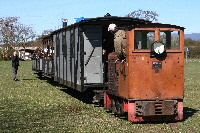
[0,61,199,132]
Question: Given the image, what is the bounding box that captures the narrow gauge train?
[32,16,184,122]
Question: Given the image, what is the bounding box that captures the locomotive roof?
[48,16,184,36]
[131,22,185,30]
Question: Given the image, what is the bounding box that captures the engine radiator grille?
[135,100,177,116]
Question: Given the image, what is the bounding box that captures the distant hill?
[185,33,200,40]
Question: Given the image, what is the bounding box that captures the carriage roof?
[45,16,184,37]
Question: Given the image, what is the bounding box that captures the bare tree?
[42,29,53,36]
[0,17,19,49]
[126,9,159,22]
[15,23,36,49]
[0,17,36,60]
[29,36,43,47]
[0,17,36,49]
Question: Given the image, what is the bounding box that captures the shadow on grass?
[35,75,199,123]
[60,88,93,104]
[22,78,37,80]
[36,75,93,104]
[183,107,199,120]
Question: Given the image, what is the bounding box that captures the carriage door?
[83,25,103,84]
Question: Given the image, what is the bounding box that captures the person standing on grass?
[11,51,20,81]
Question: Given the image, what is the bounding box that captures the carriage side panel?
[66,30,71,87]
[63,31,67,85]
[71,28,75,88]
[83,25,103,85]
[76,28,82,91]
[53,34,58,82]
[59,32,64,84]
[74,28,79,90]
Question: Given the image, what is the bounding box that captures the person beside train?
[11,51,20,81]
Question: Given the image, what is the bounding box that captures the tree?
[185,38,200,46]
[15,23,36,49]
[0,17,36,49]
[0,17,19,49]
[42,29,53,36]
[0,17,36,60]
[126,9,159,22]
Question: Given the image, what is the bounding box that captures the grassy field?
[0,61,199,132]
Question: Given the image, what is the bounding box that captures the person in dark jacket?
[11,51,20,81]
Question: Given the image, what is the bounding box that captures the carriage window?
[134,30,155,50]
[160,31,180,50]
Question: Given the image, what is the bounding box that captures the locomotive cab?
[105,23,185,122]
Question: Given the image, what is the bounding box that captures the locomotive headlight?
[153,42,165,54]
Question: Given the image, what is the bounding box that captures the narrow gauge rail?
[32,16,185,122]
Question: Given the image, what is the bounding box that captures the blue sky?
[1,0,199,35]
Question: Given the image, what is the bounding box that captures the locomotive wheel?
[115,100,121,115]
[111,99,117,114]
[116,100,124,116]
[108,104,112,112]
[119,102,124,116]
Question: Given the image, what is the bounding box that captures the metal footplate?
[135,100,178,116]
